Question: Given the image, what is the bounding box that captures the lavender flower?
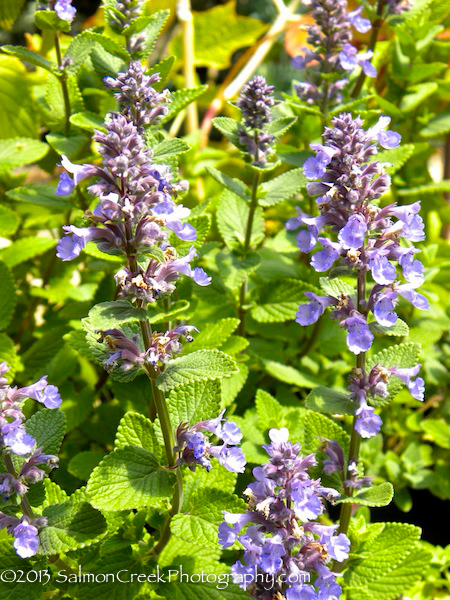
[292,0,375,108]
[220,428,348,599]
[0,514,47,559]
[54,0,76,22]
[175,411,246,473]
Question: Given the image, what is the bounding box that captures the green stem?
[335,268,367,568]
[238,160,261,338]
[54,32,71,135]
[351,0,387,99]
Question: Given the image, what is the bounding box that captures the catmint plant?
[292,0,376,112]
[0,363,61,558]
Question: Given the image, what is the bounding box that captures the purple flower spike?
[345,315,374,354]
[338,215,367,249]
[13,519,40,559]
[348,7,372,33]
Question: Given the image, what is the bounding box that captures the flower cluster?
[108,0,142,30]
[175,410,246,473]
[0,363,61,558]
[289,113,428,437]
[0,514,48,559]
[219,428,349,599]
[104,61,171,131]
[321,439,373,490]
[99,325,198,373]
[237,75,277,167]
[52,0,76,22]
[292,0,375,107]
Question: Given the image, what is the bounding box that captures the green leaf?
[207,166,250,201]
[39,500,107,555]
[115,412,163,461]
[338,482,394,507]
[373,144,415,175]
[212,116,243,149]
[397,180,450,196]
[251,278,316,323]
[305,386,355,415]
[419,112,450,138]
[129,10,170,59]
[367,342,421,405]
[87,300,147,330]
[369,318,409,337]
[26,409,66,455]
[216,249,260,291]
[168,380,221,426]
[1,45,54,73]
[158,581,248,600]
[5,184,71,209]
[0,138,48,170]
[421,419,450,448]
[0,237,57,268]
[152,138,190,161]
[217,190,263,251]
[399,83,438,112]
[319,276,355,299]
[255,389,282,431]
[183,318,240,354]
[22,326,68,374]
[84,241,123,263]
[262,360,321,389]
[87,447,176,511]
[69,111,106,132]
[0,333,18,379]
[171,0,267,69]
[258,168,307,207]
[171,489,246,548]
[0,56,39,138]
[46,132,87,158]
[68,451,104,481]
[147,55,175,89]
[0,261,15,331]
[147,299,190,324]
[302,410,351,455]
[0,0,25,31]
[161,85,208,124]
[0,205,19,237]
[34,9,70,32]
[0,539,44,600]
[266,116,297,139]
[156,350,238,392]
[42,478,68,509]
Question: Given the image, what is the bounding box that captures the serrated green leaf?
[157,350,238,392]
[319,276,355,299]
[258,168,306,207]
[262,360,321,389]
[83,241,124,263]
[26,409,66,455]
[367,342,421,405]
[161,86,208,124]
[168,380,221,427]
[5,184,71,209]
[130,10,170,59]
[338,482,394,507]
[216,249,260,291]
[0,261,15,331]
[1,45,54,73]
[68,451,104,481]
[251,278,317,323]
[266,116,297,139]
[69,111,106,132]
[183,318,240,354]
[152,138,190,161]
[207,166,250,201]
[212,116,243,149]
[255,389,281,430]
[373,144,415,175]
[88,300,147,330]
[46,132,87,158]
[369,318,409,337]
[421,419,450,448]
[0,334,18,379]
[221,363,249,408]
[34,9,70,32]
[87,446,175,511]
[305,386,355,415]
[399,83,438,112]
[22,325,68,375]
[302,410,351,455]
[397,180,450,196]
[419,112,450,138]
[182,458,237,507]
[0,138,48,170]
[115,412,162,461]
[147,299,190,324]
[41,478,68,509]
[147,55,175,90]
[39,500,107,555]
[171,489,246,548]
[216,190,263,251]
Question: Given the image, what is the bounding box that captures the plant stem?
[238,162,261,337]
[54,32,71,135]
[178,0,198,134]
[351,0,386,99]
[336,268,367,549]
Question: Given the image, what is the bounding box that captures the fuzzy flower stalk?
[219,428,349,599]
[0,363,61,558]
[289,113,428,440]
[106,0,148,55]
[292,0,376,111]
